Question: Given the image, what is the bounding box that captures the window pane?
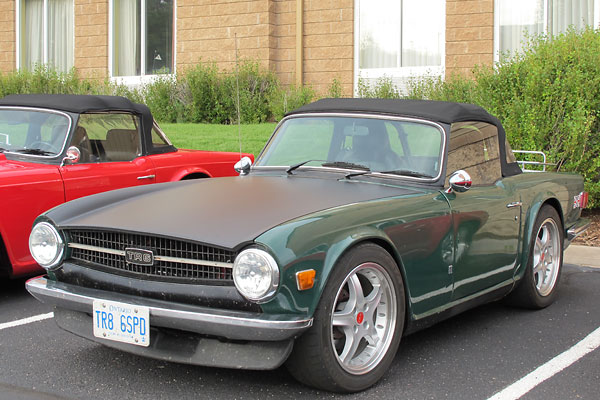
[113,0,141,76]
[21,0,44,69]
[146,0,173,75]
[48,0,74,72]
[359,0,400,69]
[498,0,544,60]
[448,122,501,185]
[77,113,141,162]
[0,109,69,156]
[550,0,594,34]
[401,0,445,67]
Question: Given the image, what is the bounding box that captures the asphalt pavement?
[0,258,599,399]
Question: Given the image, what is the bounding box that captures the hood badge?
[125,248,154,266]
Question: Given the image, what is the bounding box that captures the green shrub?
[268,83,316,121]
[406,28,600,208]
[357,76,400,99]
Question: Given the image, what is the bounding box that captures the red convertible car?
[0,94,252,278]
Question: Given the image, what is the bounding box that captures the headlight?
[29,222,64,270]
[233,249,279,303]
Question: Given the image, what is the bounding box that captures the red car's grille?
[65,229,235,284]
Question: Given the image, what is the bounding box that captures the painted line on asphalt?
[487,326,600,400]
[0,312,54,331]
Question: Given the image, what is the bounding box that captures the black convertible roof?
[287,98,497,125]
[0,94,147,115]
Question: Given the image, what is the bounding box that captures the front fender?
[170,167,212,181]
[257,221,399,317]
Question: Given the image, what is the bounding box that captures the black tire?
[507,205,563,309]
[286,243,405,393]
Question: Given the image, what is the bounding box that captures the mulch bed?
[573,208,600,247]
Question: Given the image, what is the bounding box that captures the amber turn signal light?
[296,269,316,291]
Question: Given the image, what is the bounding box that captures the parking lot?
[1,263,598,400]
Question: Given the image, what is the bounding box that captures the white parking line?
[0,312,54,331]
[487,326,600,400]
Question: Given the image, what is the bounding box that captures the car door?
[60,112,157,202]
[443,121,521,300]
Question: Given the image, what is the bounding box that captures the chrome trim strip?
[26,276,312,341]
[69,243,125,256]
[253,112,447,183]
[153,255,233,269]
[68,243,234,269]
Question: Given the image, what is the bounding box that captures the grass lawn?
[160,123,277,157]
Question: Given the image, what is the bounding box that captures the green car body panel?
[256,171,584,329]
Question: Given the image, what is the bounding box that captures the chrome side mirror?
[60,146,81,167]
[234,156,252,176]
[446,170,472,193]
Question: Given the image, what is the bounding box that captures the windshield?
[256,116,444,179]
[0,108,71,157]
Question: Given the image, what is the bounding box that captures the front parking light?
[29,222,64,270]
[233,249,279,303]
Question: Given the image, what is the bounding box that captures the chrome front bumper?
[26,276,312,342]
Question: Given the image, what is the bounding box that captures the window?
[18,0,74,72]
[111,0,174,79]
[74,113,141,163]
[355,0,445,94]
[447,122,501,186]
[496,0,600,60]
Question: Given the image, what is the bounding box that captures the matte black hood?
[45,174,424,249]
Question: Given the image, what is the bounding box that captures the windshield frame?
[0,106,74,159]
[254,112,447,183]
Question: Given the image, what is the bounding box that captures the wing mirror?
[234,156,252,176]
[60,146,81,167]
[446,170,472,193]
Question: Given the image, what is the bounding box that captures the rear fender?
[171,167,212,181]
[514,192,564,281]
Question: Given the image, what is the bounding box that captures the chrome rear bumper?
[567,218,591,242]
[26,276,312,342]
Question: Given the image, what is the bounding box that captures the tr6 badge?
[125,248,154,266]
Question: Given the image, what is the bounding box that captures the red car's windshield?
[0,108,71,157]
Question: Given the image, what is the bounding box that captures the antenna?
[235,33,242,160]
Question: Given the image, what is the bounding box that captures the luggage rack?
[513,150,557,173]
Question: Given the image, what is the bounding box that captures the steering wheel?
[27,141,60,154]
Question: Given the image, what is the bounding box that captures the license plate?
[92,300,150,347]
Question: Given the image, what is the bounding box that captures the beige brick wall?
[177,0,354,96]
[74,0,109,79]
[0,1,15,73]
[446,0,494,77]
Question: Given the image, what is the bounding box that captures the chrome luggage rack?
[513,150,557,173]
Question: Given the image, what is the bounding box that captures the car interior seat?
[104,129,140,162]
[71,126,92,163]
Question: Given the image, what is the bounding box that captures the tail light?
[574,192,588,209]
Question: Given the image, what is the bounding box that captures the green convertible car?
[26,99,590,392]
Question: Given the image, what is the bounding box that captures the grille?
[66,229,235,284]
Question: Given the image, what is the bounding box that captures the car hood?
[45,174,428,249]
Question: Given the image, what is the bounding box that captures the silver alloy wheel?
[533,217,561,297]
[330,262,397,375]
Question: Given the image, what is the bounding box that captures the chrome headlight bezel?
[233,248,279,303]
[29,221,64,270]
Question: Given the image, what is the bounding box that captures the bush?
[406,28,600,207]
[268,84,316,121]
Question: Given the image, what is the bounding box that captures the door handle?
[137,175,156,180]
[506,201,522,208]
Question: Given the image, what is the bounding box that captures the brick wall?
[74,0,109,79]
[303,0,353,95]
[446,0,494,77]
[0,1,15,73]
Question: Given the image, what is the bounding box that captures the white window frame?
[494,0,600,62]
[108,0,177,86]
[353,0,446,95]
[15,0,75,71]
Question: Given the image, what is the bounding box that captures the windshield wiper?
[321,161,370,171]
[0,147,6,153]
[14,149,54,156]
[380,169,433,178]
[286,159,326,174]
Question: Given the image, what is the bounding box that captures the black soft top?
[0,94,174,156]
[287,98,522,178]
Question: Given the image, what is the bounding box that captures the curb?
[564,245,600,268]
